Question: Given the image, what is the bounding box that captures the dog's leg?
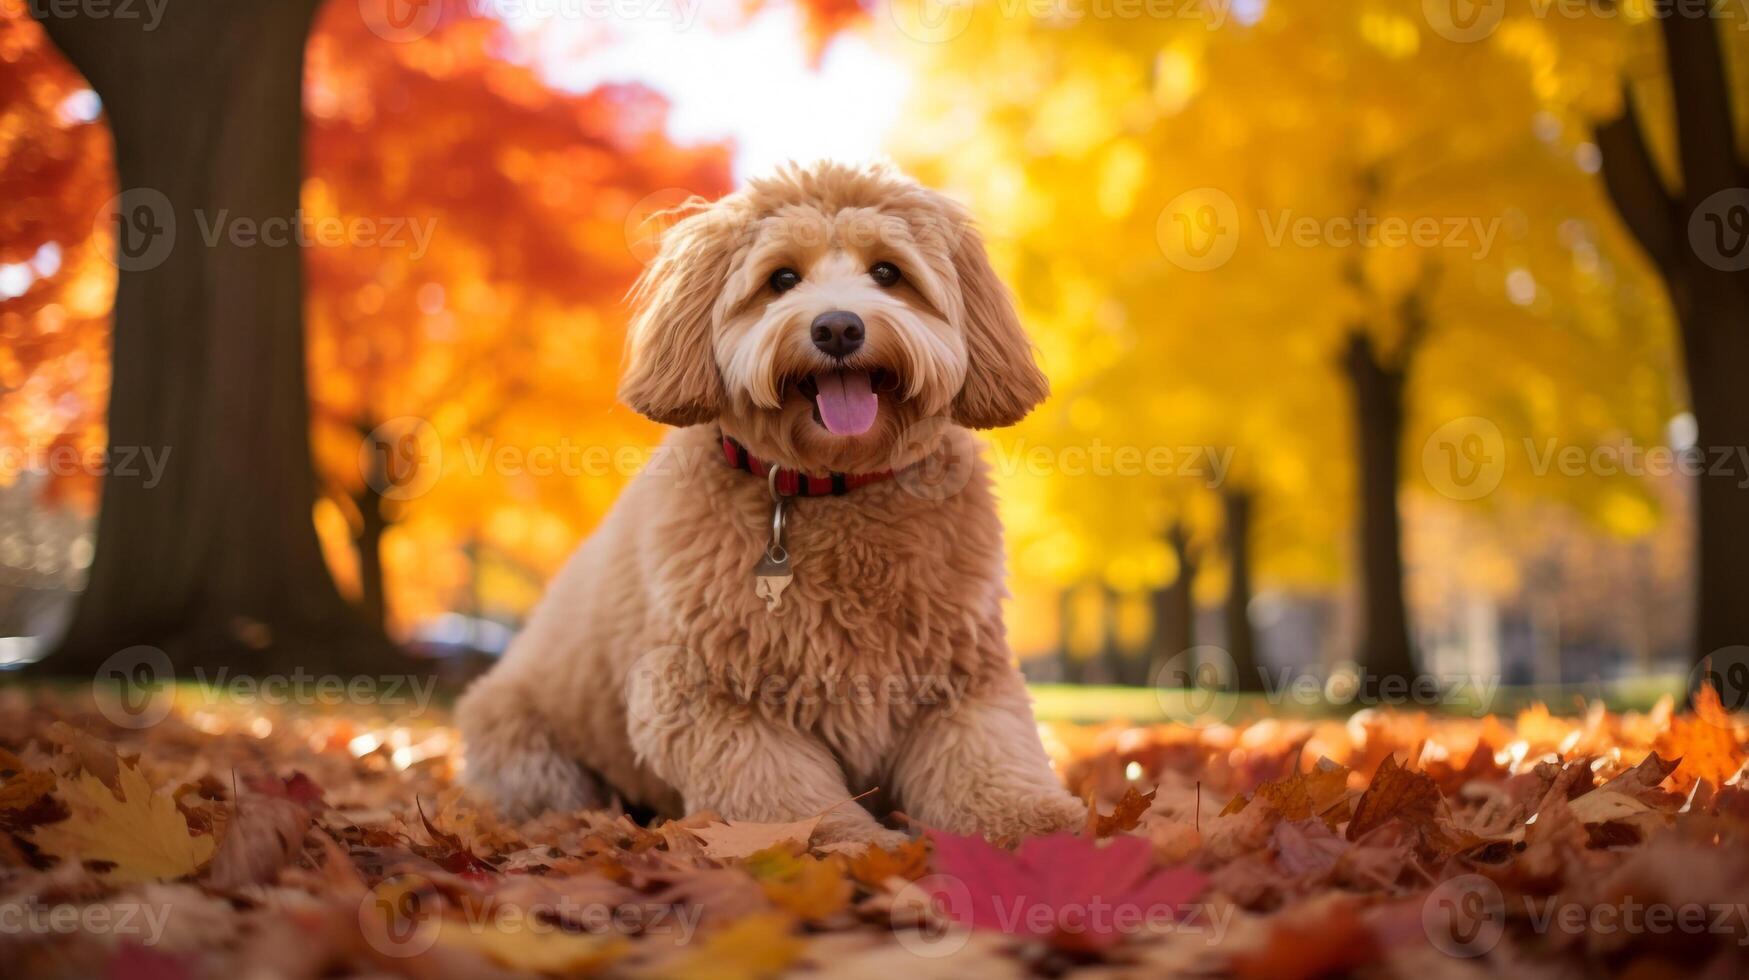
[626,648,906,847]
[455,674,609,821]
[890,672,1086,840]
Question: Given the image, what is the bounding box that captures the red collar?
[719,434,895,497]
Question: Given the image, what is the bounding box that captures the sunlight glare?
[510,7,910,180]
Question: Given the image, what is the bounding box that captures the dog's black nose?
[810,311,865,359]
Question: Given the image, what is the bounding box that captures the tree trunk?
[33,1,402,676]
[1595,11,1749,670]
[1149,521,1196,683]
[354,489,390,630]
[1222,490,1264,692]
[1344,332,1419,686]
[1057,587,1083,684]
[1098,583,1128,685]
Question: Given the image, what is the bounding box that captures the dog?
[455,161,1086,844]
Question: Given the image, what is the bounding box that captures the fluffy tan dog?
[456,161,1085,844]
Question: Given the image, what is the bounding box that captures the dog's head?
[620,161,1048,474]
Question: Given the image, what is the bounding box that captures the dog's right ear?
[619,204,735,427]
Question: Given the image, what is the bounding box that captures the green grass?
[1026,674,1689,724]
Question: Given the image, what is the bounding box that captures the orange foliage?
[0,10,113,512]
[302,4,732,629]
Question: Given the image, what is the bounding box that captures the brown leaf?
[1345,755,1439,841]
[205,791,312,891]
[1256,757,1351,827]
[1084,786,1155,837]
[0,768,56,818]
[685,815,823,862]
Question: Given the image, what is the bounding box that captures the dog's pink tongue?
[814,370,878,436]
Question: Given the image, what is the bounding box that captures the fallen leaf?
[927,831,1207,951]
[663,913,801,980]
[847,837,930,887]
[30,763,215,883]
[0,767,56,817]
[745,847,852,921]
[1271,819,1347,877]
[437,919,627,974]
[1255,757,1350,827]
[1346,756,1439,842]
[1230,897,1379,980]
[685,815,823,862]
[205,789,312,890]
[1655,686,1745,792]
[1085,786,1154,837]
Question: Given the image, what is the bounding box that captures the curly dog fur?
[456,161,1084,843]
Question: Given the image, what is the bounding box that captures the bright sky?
[504,7,912,180]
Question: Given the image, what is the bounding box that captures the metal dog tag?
[754,482,793,612]
[754,546,792,611]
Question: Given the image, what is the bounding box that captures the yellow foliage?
[29,763,214,883]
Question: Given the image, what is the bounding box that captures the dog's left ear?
[619,204,736,427]
[949,221,1049,429]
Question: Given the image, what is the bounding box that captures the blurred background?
[2,0,1745,710]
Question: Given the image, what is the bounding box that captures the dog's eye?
[769,268,801,293]
[869,262,901,287]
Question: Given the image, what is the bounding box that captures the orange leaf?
[1231,898,1379,980]
[846,837,929,887]
[1085,786,1155,837]
[1346,756,1439,841]
[1655,685,1746,792]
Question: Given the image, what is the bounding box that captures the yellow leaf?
[745,848,851,922]
[29,763,214,883]
[438,920,626,975]
[664,913,800,980]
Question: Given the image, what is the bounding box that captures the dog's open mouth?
[795,369,896,436]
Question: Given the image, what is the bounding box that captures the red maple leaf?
[925,831,1207,952]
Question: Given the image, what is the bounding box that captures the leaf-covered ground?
[0,684,1746,979]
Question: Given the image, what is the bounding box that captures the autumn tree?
[893,0,1677,684]
[16,0,421,675]
[0,10,111,517]
[1587,8,1749,665]
[301,4,731,631]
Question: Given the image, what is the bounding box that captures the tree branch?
[1595,87,1680,275]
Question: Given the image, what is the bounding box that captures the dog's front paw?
[811,809,913,851]
[945,792,1088,841]
[1009,792,1089,838]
